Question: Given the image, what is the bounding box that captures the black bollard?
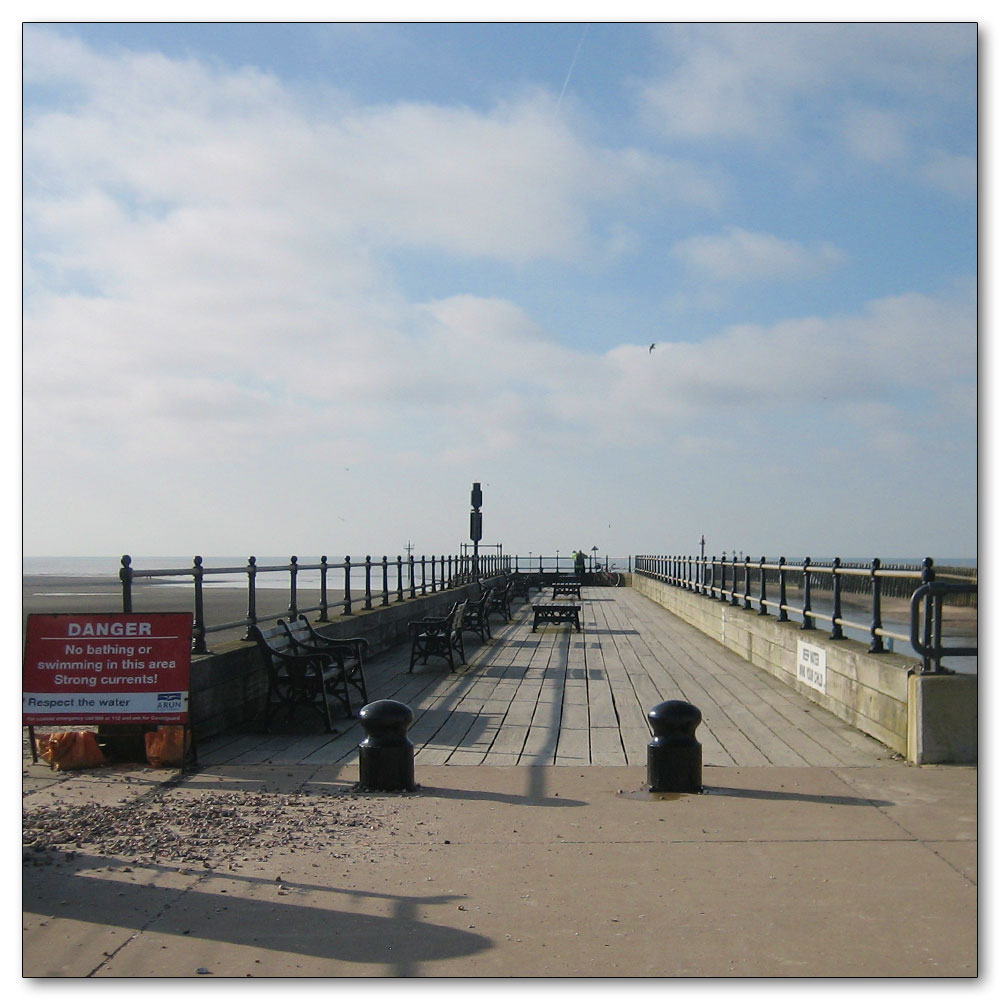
[357,699,416,792]
[647,700,703,793]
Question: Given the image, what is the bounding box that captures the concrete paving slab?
[832,765,978,843]
[22,763,977,978]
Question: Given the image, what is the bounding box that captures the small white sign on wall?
[796,640,827,694]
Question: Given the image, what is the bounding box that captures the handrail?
[120,552,512,654]
[633,553,976,665]
[909,581,979,673]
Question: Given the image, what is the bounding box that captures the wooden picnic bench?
[408,599,468,673]
[278,615,370,713]
[552,579,582,599]
[250,622,351,732]
[532,604,582,632]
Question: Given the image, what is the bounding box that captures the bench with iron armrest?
[463,587,494,643]
[511,573,540,599]
[250,623,350,732]
[552,579,582,599]
[408,599,468,673]
[487,577,516,623]
[278,614,369,714]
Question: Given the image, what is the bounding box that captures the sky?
[20,15,980,564]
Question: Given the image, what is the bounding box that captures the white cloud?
[19,26,977,558]
[920,150,978,199]
[671,227,843,285]
[640,22,975,178]
[841,106,911,164]
[600,283,975,440]
[24,33,713,274]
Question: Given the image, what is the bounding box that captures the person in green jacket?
[573,549,587,579]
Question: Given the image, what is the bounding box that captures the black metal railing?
[119,552,511,654]
[633,554,976,673]
[509,554,632,575]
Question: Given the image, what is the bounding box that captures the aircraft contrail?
[556,23,590,113]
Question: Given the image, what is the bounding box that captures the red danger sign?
[23,613,193,725]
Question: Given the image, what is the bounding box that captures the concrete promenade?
[22,586,978,978]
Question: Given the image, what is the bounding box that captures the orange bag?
[37,731,107,770]
[145,726,190,768]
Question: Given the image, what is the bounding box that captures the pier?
[23,571,978,977]
[200,585,899,769]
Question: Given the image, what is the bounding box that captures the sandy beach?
[22,576,339,649]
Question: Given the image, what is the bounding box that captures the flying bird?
[649,343,656,353]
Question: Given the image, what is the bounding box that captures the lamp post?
[470,482,483,580]
[591,546,599,572]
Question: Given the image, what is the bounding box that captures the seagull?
[649,343,656,353]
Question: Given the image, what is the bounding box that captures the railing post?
[381,556,390,606]
[800,556,815,630]
[364,555,373,610]
[420,556,427,596]
[318,556,329,622]
[287,555,299,619]
[921,557,936,671]
[757,556,768,615]
[830,557,844,639]
[244,556,258,638]
[409,556,417,600]
[777,556,789,622]
[119,554,133,613]
[742,556,751,610]
[343,555,353,615]
[192,556,208,655]
[396,556,404,602]
[710,556,717,598]
[868,558,884,653]
[730,555,740,606]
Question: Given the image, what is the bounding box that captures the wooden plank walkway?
[199,586,902,769]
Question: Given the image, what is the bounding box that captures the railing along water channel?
[120,553,511,654]
[633,554,976,673]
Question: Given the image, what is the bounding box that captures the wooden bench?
[408,599,468,673]
[532,604,582,632]
[552,579,582,599]
[488,578,516,623]
[250,623,351,732]
[463,587,494,642]
[278,615,370,714]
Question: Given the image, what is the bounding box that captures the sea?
[21,553,979,581]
